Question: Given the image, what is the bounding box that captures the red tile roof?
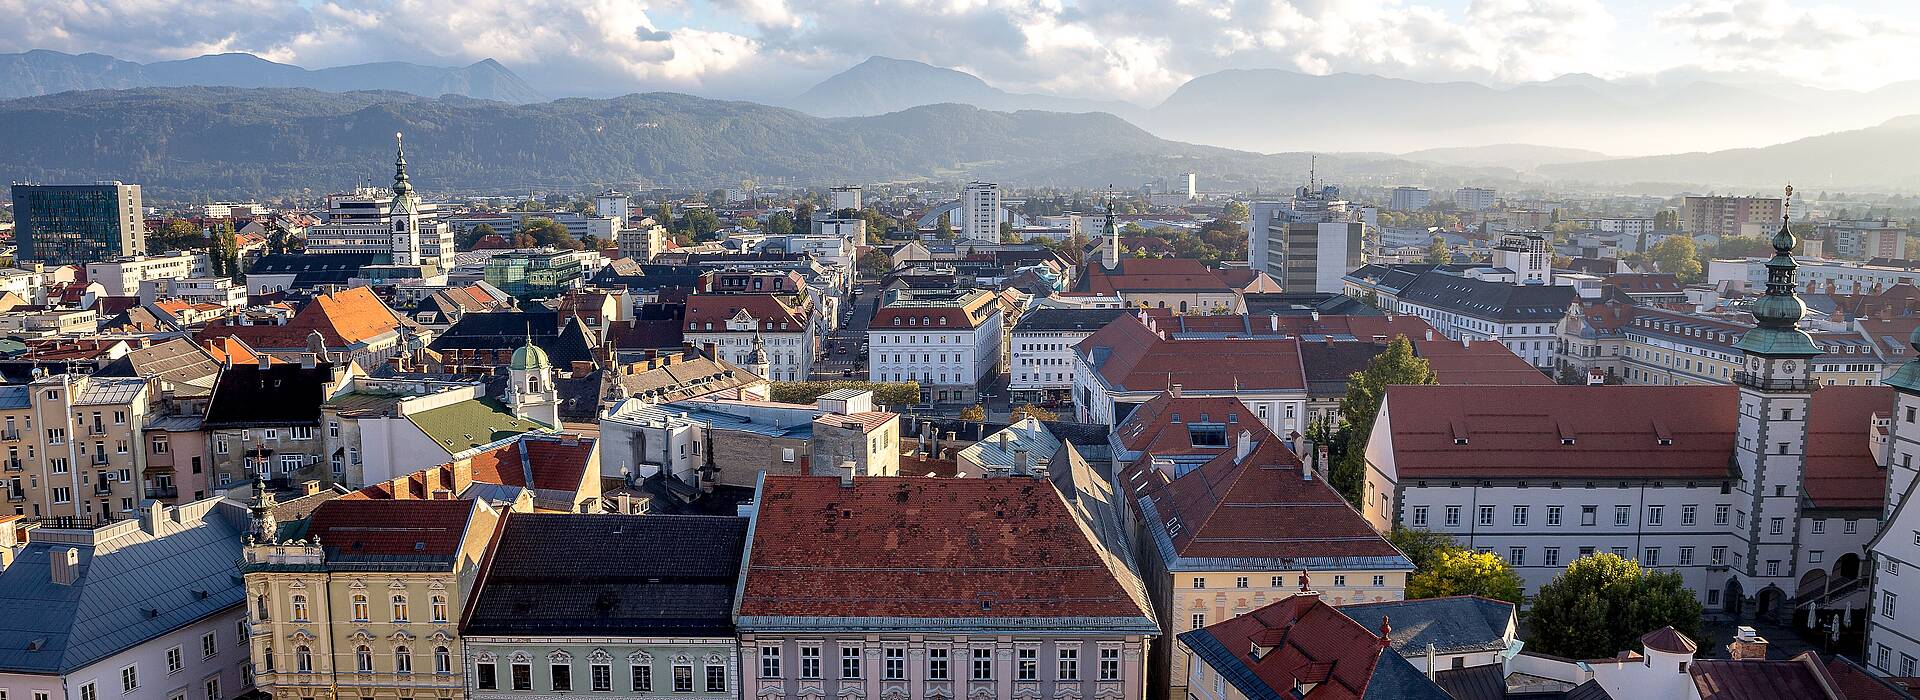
[1382,385,1741,479]
[871,291,998,330]
[1804,386,1894,511]
[1190,596,1390,700]
[683,292,810,331]
[305,498,477,557]
[198,286,408,350]
[1115,395,1255,457]
[738,476,1151,620]
[1083,258,1232,295]
[1691,653,1842,700]
[346,434,596,499]
[1825,657,1918,700]
[1079,316,1305,392]
[1414,337,1556,386]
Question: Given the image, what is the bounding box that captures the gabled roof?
[1804,386,1894,511]
[465,514,747,637]
[1081,258,1232,295]
[0,500,249,675]
[1177,596,1451,700]
[1078,315,1305,392]
[1393,269,1578,322]
[303,498,478,560]
[1825,656,1920,700]
[737,476,1155,626]
[1336,596,1515,657]
[1691,652,1843,700]
[684,292,810,330]
[407,397,551,454]
[204,362,335,427]
[197,286,410,351]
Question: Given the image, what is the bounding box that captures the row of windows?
[759,645,1122,682]
[1412,503,1774,529]
[277,644,452,675]
[260,592,447,624]
[477,661,722,693]
[1192,574,1386,589]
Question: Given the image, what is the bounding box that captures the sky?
[4,0,1918,102]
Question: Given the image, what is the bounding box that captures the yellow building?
[2,373,150,523]
[242,487,504,700]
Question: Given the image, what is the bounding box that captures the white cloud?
[1657,0,1920,90]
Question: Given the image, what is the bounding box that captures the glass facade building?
[10,183,144,265]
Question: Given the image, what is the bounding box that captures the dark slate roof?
[0,502,248,674]
[1435,664,1506,700]
[1337,596,1514,656]
[430,312,598,368]
[1243,293,1385,317]
[589,263,704,291]
[204,362,334,427]
[249,253,390,287]
[1563,680,1616,700]
[465,513,747,637]
[1014,307,1131,333]
[1394,270,1578,322]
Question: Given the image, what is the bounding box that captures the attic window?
[1170,413,1182,424]
[1454,438,1469,445]
[1561,438,1575,446]
[413,541,426,551]
[1658,438,1674,446]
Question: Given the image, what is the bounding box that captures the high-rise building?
[1454,186,1497,211]
[1682,195,1783,238]
[830,185,863,211]
[594,189,630,221]
[1246,184,1370,293]
[961,181,1000,242]
[1389,186,1432,211]
[1816,218,1908,261]
[9,182,143,265]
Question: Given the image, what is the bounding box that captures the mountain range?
[0,50,544,103]
[0,86,1432,199]
[1537,115,1920,191]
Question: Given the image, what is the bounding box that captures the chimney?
[1013,449,1031,477]
[1302,453,1313,481]
[257,353,271,370]
[1424,329,1434,342]
[1425,643,1436,680]
[50,547,79,586]
[1309,310,1320,322]
[1269,313,1280,332]
[1235,429,1253,463]
[616,493,633,514]
[303,480,322,496]
[1727,628,1769,660]
[839,467,855,489]
[1378,616,1392,649]
[140,500,166,534]
[300,352,316,369]
[430,489,453,500]
[1170,383,1183,398]
[1462,336,1472,348]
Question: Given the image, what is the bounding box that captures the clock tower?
[389,132,423,267]
[1729,185,1820,617]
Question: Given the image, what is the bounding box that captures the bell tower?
[1730,185,1821,615]
[389,132,423,267]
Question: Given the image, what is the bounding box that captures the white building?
[830,185,862,211]
[683,293,817,382]
[1454,187,1497,212]
[1008,307,1128,405]
[85,252,208,297]
[1708,256,1920,295]
[1869,329,1920,677]
[867,288,1003,405]
[595,189,631,221]
[1390,186,1432,211]
[303,136,455,268]
[137,276,248,307]
[1247,185,1370,293]
[617,223,668,262]
[961,181,1001,242]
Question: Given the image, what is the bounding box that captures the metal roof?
[73,376,146,406]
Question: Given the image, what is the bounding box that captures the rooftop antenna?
[1309,155,1317,190]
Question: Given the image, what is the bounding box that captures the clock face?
[1783,361,1796,374]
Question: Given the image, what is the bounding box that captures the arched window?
[290,594,308,622]
[395,646,413,674]
[295,645,313,673]
[355,646,374,673]
[263,646,275,673]
[431,594,449,623]
[351,594,369,622]
[391,593,409,622]
[435,646,452,674]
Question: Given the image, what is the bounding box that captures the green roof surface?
[408,397,548,454]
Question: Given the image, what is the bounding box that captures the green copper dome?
[510,339,550,370]
[1732,187,1822,358]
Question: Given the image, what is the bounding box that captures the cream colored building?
[244,493,507,700]
[1,373,151,524]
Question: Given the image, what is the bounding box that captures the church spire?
[1102,197,1120,270]
[392,131,413,197]
[1732,184,1821,358]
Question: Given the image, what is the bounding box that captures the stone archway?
[1756,586,1787,622]
[1836,553,1862,580]
[1723,578,1745,616]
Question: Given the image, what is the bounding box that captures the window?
[1412,506,1428,527]
[1885,592,1899,619]
[673,665,693,693]
[121,664,139,692]
[1235,576,1248,589]
[1512,506,1528,526]
[1191,612,1206,629]
[296,646,313,673]
[1544,547,1560,566]
[1615,505,1631,526]
[1771,517,1785,535]
[78,683,94,700]
[390,594,408,622]
[351,594,369,622]
[706,664,727,693]
[1372,575,1386,587]
[1478,505,1494,526]
[1192,576,1206,589]
[478,661,497,689]
[1546,506,1562,526]
[435,647,451,675]
[1681,505,1697,526]
[1099,648,1121,681]
[1644,548,1661,566]
[1334,575,1347,587]
[592,663,611,691]
[841,645,861,679]
[1648,505,1663,526]
[1715,504,1730,525]
[202,679,216,700]
[291,594,308,622]
[1017,648,1038,681]
[1880,645,1892,670]
[1902,655,1917,678]
[395,647,413,675]
[1581,506,1597,526]
[1846,519,1859,534]
[551,661,570,691]
[761,647,781,679]
[884,647,905,680]
[1891,560,1903,575]
[1813,519,1827,534]
[431,595,448,623]
[1058,648,1079,681]
[1679,547,1695,565]
[800,646,821,679]
[1811,550,1825,563]
[928,647,950,680]
[1271,575,1285,588]
[202,632,217,659]
[356,646,373,673]
[972,648,994,680]
[167,646,183,674]
[1767,560,1781,577]
[1509,547,1526,566]
[1445,506,1461,527]
[632,664,652,691]
[513,662,533,690]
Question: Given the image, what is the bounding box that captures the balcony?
[92,484,113,496]
[90,453,111,466]
[1,430,19,441]
[145,486,178,500]
[1733,372,1813,392]
[88,424,107,436]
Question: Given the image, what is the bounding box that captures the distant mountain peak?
[0,50,542,103]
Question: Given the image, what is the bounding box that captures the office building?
[867,288,1003,405]
[481,249,588,299]
[1247,184,1371,293]
[830,185,862,211]
[1389,186,1432,211]
[1454,186,1497,211]
[594,189,631,220]
[303,137,455,268]
[10,182,143,265]
[961,182,1001,242]
[1819,218,1909,262]
[1682,195,1783,238]
[86,251,211,297]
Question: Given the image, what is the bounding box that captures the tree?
[517,217,580,249]
[1527,553,1705,659]
[857,249,892,278]
[1424,236,1451,264]
[1386,526,1459,571]
[795,202,816,233]
[1332,336,1435,506]
[766,211,795,236]
[1222,200,1250,222]
[1408,549,1524,604]
[148,219,203,252]
[459,222,498,250]
[1648,236,1702,282]
[512,232,539,248]
[1011,404,1058,422]
[658,203,676,233]
[686,209,723,241]
[211,222,241,280]
[1001,221,1019,242]
[935,213,955,239]
[770,381,921,407]
[959,405,986,421]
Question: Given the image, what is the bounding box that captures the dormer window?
[1561,438,1575,445]
[1658,438,1674,446]
[1454,438,1469,445]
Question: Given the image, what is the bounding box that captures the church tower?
[389,132,423,267]
[506,336,561,427]
[1102,200,1120,271]
[1730,185,1821,615]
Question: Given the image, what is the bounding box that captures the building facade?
[11,182,144,265]
[867,289,1004,405]
[1682,195,1783,238]
[961,182,1001,242]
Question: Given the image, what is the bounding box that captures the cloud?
[1657,0,1920,90]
